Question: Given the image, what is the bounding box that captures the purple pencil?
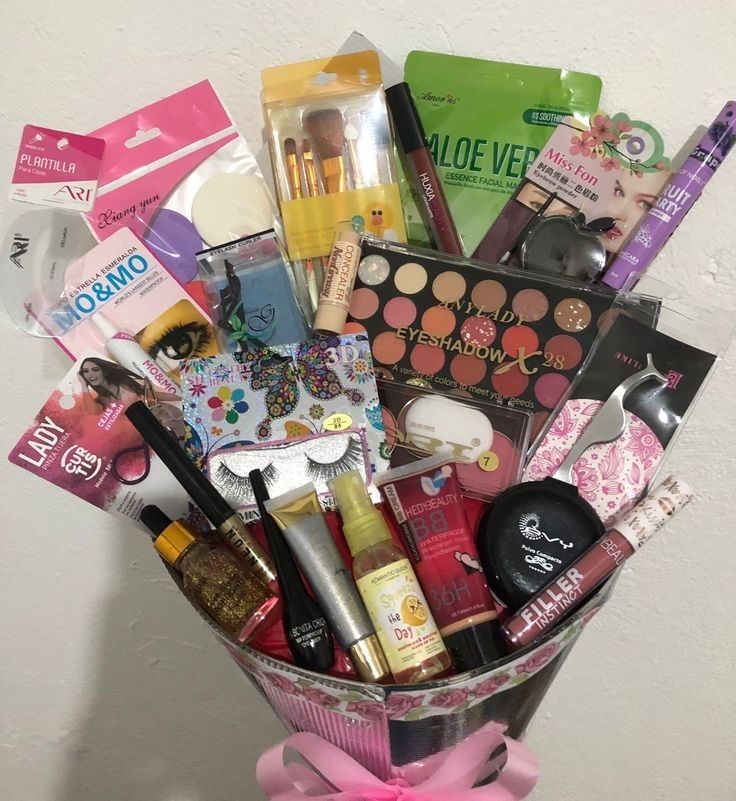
[603,102,736,290]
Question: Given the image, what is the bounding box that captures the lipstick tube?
[386,82,463,256]
[603,102,735,290]
[501,476,693,651]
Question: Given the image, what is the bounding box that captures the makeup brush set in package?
[4,32,736,793]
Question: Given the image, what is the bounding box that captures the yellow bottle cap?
[329,470,391,555]
[137,503,197,567]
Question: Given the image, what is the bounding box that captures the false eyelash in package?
[180,333,388,501]
[208,429,371,512]
[82,81,275,288]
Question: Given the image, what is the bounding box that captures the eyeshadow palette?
[377,380,531,501]
[346,239,626,434]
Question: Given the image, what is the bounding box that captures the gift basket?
[4,31,735,799]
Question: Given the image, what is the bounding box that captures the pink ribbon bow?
[256,722,538,801]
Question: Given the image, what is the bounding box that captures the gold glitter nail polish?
[141,505,279,643]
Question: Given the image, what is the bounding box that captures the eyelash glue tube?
[264,483,389,683]
[376,455,504,671]
[93,311,180,392]
[501,476,693,651]
[603,102,735,290]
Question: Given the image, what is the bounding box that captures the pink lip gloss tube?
[386,82,464,256]
[501,476,693,651]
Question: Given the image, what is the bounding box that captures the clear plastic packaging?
[346,237,659,437]
[262,51,406,264]
[525,276,735,524]
[82,80,275,285]
[377,379,530,501]
[207,429,372,512]
[197,229,309,351]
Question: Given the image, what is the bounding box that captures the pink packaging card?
[10,125,105,211]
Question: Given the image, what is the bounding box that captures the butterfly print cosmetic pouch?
[181,333,388,498]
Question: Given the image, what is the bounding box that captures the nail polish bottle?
[330,471,452,684]
[141,505,279,643]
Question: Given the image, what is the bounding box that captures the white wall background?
[1,2,735,799]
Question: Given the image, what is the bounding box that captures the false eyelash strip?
[212,460,279,503]
[305,434,365,482]
[206,429,371,512]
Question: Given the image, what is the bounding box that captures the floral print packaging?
[180,333,388,502]
[525,314,716,525]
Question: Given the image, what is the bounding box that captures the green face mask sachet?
[401,52,602,257]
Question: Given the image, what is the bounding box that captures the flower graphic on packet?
[625,419,663,462]
[189,380,206,398]
[207,387,248,424]
[600,156,620,172]
[588,114,615,145]
[569,134,593,157]
[345,351,372,384]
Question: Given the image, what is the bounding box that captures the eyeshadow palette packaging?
[525,314,717,525]
[377,379,530,501]
[346,238,627,433]
[180,333,388,501]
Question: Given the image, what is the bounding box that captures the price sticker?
[478,450,499,472]
[324,413,353,432]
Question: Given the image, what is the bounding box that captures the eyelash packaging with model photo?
[473,112,671,273]
[377,380,530,501]
[8,352,189,526]
[53,228,220,380]
[347,238,630,434]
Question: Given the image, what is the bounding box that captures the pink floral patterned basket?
[200,584,612,778]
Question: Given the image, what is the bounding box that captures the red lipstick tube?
[501,476,693,651]
[386,83,463,256]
